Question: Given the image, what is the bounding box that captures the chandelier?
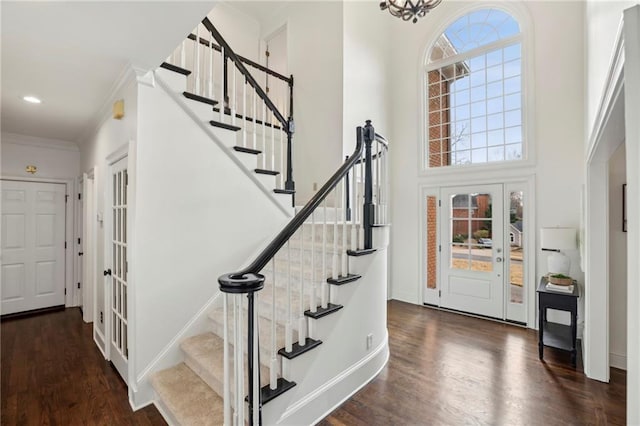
[379,0,442,23]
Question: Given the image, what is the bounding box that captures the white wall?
[1,133,79,179]
[133,72,290,391]
[79,71,139,346]
[259,1,345,204]
[208,3,261,62]
[342,1,392,156]
[387,1,585,325]
[586,1,639,134]
[608,142,627,370]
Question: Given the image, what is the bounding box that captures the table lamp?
[540,227,577,276]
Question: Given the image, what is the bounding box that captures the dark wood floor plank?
[1,308,166,425]
[1,302,626,425]
[320,300,626,426]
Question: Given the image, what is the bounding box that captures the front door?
[440,184,504,319]
[1,180,66,315]
[107,157,129,382]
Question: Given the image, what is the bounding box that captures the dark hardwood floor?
[2,302,626,425]
[1,308,165,425]
[320,301,626,426]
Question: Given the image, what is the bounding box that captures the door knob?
[103,269,112,276]
[496,257,503,262]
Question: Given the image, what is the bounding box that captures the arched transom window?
[426,9,523,168]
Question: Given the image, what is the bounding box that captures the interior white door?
[76,185,83,310]
[440,184,504,318]
[1,180,66,315]
[107,158,129,382]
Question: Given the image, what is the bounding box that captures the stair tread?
[183,91,219,106]
[327,274,362,285]
[181,332,270,397]
[233,146,262,155]
[255,169,280,176]
[160,62,191,76]
[151,363,222,426]
[210,120,242,132]
[347,248,377,256]
[274,189,295,195]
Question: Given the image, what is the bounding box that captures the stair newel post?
[363,121,375,250]
[223,50,229,113]
[285,75,295,205]
[345,156,351,222]
[218,273,265,426]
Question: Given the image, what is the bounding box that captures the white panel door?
[440,184,504,319]
[1,180,66,315]
[107,157,129,383]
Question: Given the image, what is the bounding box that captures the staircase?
[147,17,390,425]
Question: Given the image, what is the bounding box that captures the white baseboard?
[264,334,389,425]
[94,327,107,359]
[610,352,627,370]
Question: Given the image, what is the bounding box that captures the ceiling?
[1,1,216,143]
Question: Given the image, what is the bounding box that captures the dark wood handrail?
[187,33,292,84]
[202,17,289,130]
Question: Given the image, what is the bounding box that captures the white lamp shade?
[540,227,577,250]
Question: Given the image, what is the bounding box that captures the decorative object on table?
[623,183,627,232]
[547,273,573,286]
[379,0,442,23]
[540,227,577,275]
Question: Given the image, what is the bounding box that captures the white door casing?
[440,184,505,319]
[82,172,96,324]
[1,180,66,315]
[106,157,129,383]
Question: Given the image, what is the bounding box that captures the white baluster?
[270,259,277,390]
[321,198,328,309]
[209,31,214,99]
[181,39,186,69]
[195,25,201,95]
[219,47,225,122]
[332,188,339,279]
[359,159,365,249]
[341,176,348,277]
[310,211,317,313]
[232,66,237,126]
[223,294,231,426]
[262,101,267,170]
[234,295,244,425]
[252,298,259,426]
[253,89,257,150]
[376,141,381,223]
[271,112,275,172]
[285,240,293,353]
[298,227,306,345]
[243,79,247,148]
[279,124,285,189]
[351,163,357,252]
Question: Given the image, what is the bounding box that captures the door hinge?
[65,195,69,203]
[439,200,441,207]
[439,290,441,297]
[77,238,81,244]
[77,282,81,289]
[265,49,270,58]
[64,241,67,249]
[64,288,67,295]
[439,245,441,252]
[78,193,82,200]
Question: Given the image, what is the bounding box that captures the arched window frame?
[420,4,534,173]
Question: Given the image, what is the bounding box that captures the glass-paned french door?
[109,157,129,383]
[423,183,527,323]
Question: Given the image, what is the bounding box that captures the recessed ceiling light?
[23,96,41,104]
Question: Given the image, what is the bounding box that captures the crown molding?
[1,132,79,152]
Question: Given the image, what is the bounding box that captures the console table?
[537,277,579,367]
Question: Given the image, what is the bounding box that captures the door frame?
[104,141,135,387]
[419,175,536,327]
[81,168,97,324]
[1,176,76,308]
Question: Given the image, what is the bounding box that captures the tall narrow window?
[426,9,523,168]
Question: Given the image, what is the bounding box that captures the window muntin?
[426,9,523,169]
